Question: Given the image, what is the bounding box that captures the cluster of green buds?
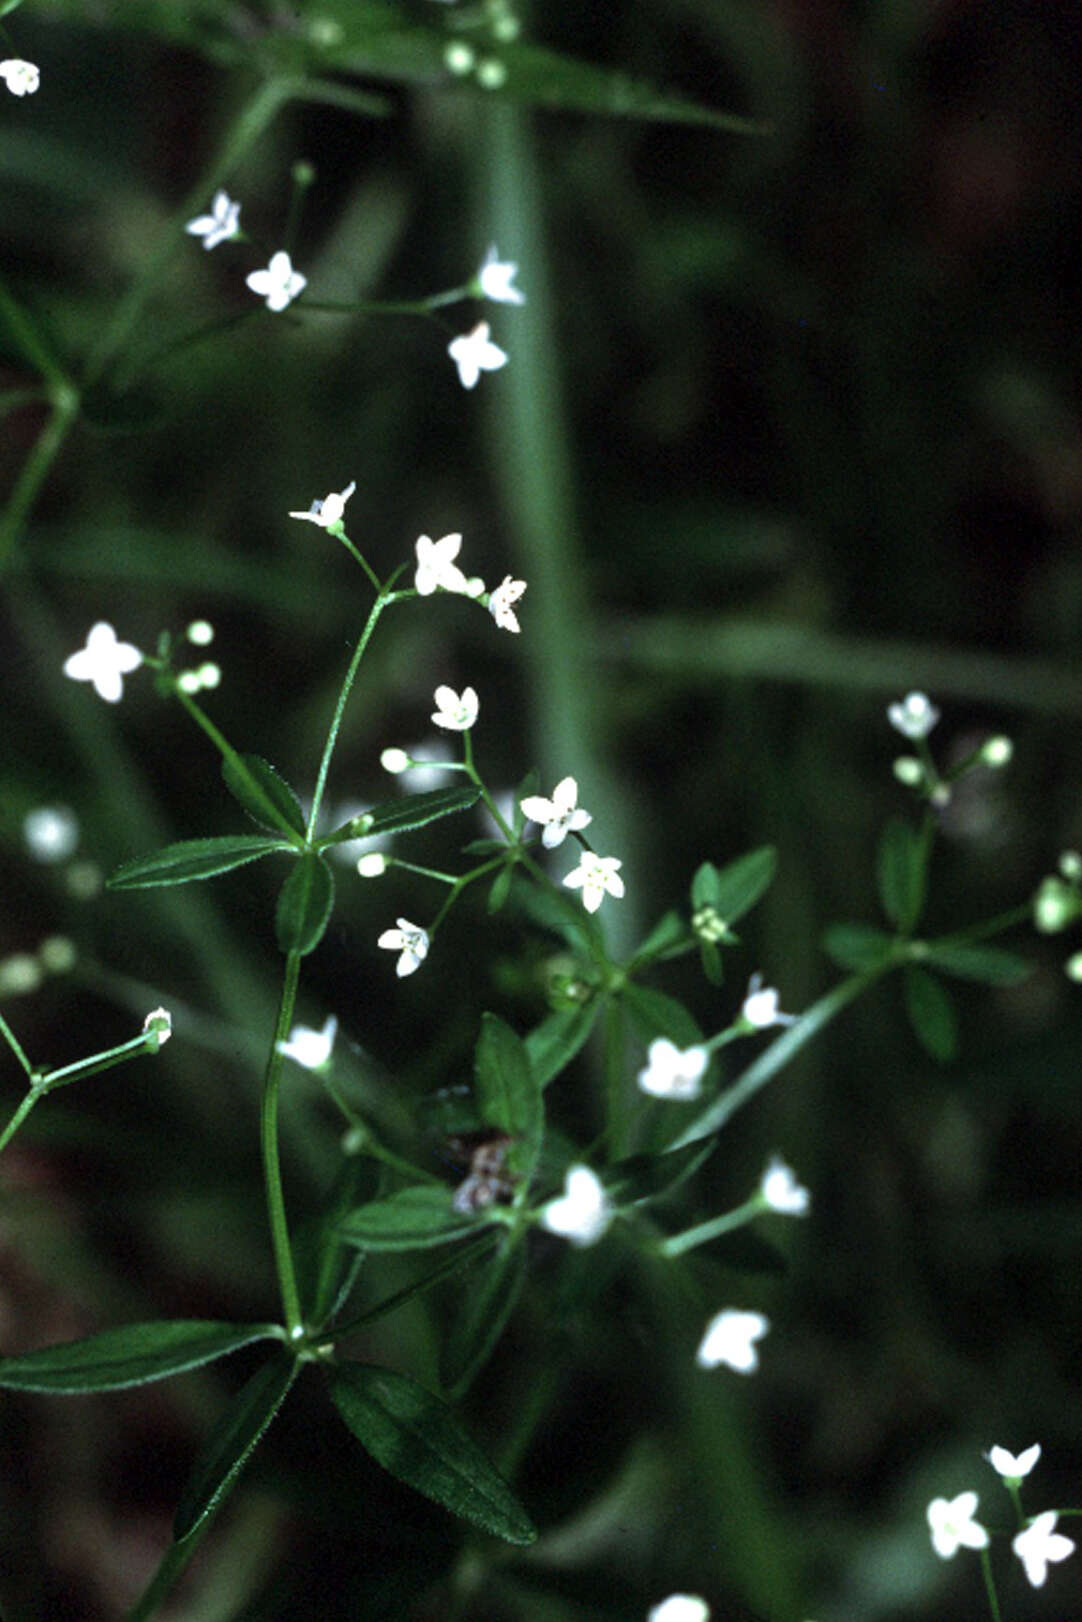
[1033,850,1082,978]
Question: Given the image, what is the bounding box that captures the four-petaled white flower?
[289,480,356,529]
[926,1491,989,1559]
[541,1164,612,1247]
[520,776,591,849]
[478,244,525,306]
[760,1155,811,1215]
[888,690,940,740]
[377,918,429,977]
[488,574,526,633]
[246,250,306,312]
[987,1443,1041,1481]
[415,532,470,596]
[741,973,797,1029]
[637,1038,708,1100]
[1012,1510,1075,1588]
[647,1598,711,1622]
[448,320,507,388]
[277,1015,338,1069]
[185,190,241,250]
[696,1309,769,1373]
[1,59,40,96]
[63,622,143,703]
[563,851,624,914]
[431,684,479,731]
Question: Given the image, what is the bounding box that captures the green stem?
[978,1544,1002,1622]
[263,951,304,1337]
[929,902,1032,948]
[0,382,79,571]
[0,1009,34,1077]
[306,588,394,838]
[658,1196,761,1259]
[0,1090,40,1157]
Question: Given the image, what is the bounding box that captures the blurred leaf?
[441,1239,527,1398]
[699,940,724,985]
[704,1229,788,1275]
[524,1002,601,1089]
[330,785,480,842]
[621,983,703,1048]
[487,864,514,914]
[327,1362,536,1545]
[507,872,601,956]
[632,909,691,966]
[903,966,958,1062]
[877,817,926,932]
[80,379,168,435]
[692,846,776,923]
[222,753,306,838]
[474,1014,543,1179]
[822,922,896,972]
[173,1353,299,1542]
[0,0,27,16]
[0,1320,281,1393]
[604,1140,714,1206]
[275,851,335,955]
[921,942,1031,985]
[108,835,290,889]
[337,1186,490,1251]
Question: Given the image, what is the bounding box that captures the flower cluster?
[927,1443,1075,1590]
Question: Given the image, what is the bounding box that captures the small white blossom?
[448,320,507,389]
[476,56,507,90]
[488,574,526,633]
[478,245,525,306]
[377,918,429,977]
[541,1165,612,1246]
[414,532,470,596]
[892,756,924,787]
[142,1007,173,1047]
[63,622,143,703]
[1012,1511,1075,1588]
[741,973,797,1029]
[277,1015,338,1070]
[24,806,80,863]
[987,1443,1041,1480]
[637,1038,708,1101]
[444,41,476,75]
[647,1599,711,1622]
[39,935,76,974]
[520,776,591,849]
[760,1155,810,1215]
[696,1309,769,1373]
[431,684,479,731]
[926,1491,989,1559]
[888,690,940,740]
[981,735,1012,767]
[186,620,215,646]
[246,250,306,312]
[289,481,356,529]
[381,747,411,775]
[357,852,388,878]
[563,852,624,914]
[185,190,241,250]
[0,59,40,96]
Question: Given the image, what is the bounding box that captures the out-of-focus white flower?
[888,691,940,740]
[1012,1511,1074,1587]
[563,852,624,914]
[987,1444,1041,1481]
[1,60,40,96]
[177,663,220,694]
[696,1309,769,1373]
[760,1155,810,1215]
[637,1038,708,1100]
[541,1165,612,1246]
[142,1007,173,1048]
[289,481,356,529]
[488,574,526,633]
[448,320,507,388]
[63,623,143,703]
[246,250,306,312]
[647,1598,710,1622]
[277,1015,338,1069]
[444,41,476,75]
[431,684,479,731]
[740,974,797,1029]
[381,747,411,775]
[478,244,525,306]
[377,919,429,977]
[24,806,79,863]
[415,532,470,596]
[186,620,215,646]
[926,1491,989,1559]
[357,852,388,878]
[520,776,591,849]
[185,190,241,250]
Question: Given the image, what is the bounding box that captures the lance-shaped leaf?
[692,846,777,924]
[877,817,926,933]
[337,1186,490,1251]
[524,1002,601,1090]
[474,1015,542,1181]
[603,1140,715,1207]
[822,922,896,972]
[108,835,290,889]
[276,851,335,955]
[327,1362,536,1546]
[921,942,1031,985]
[222,753,306,839]
[621,983,703,1049]
[321,785,480,846]
[0,1320,282,1393]
[173,1352,299,1542]
[631,909,692,968]
[903,966,957,1062]
[441,1240,527,1399]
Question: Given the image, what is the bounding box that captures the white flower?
[357,852,388,878]
[277,1015,338,1069]
[377,918,429,977]
[887,691,940,740]
[431,684,479,731]
[448,320,507,388]
[414,532,470,596]
[246,250,306,312]
[185,190,241,250]
[926,1491,989,1559]
[520,776,591,849]
[760,1155,811,1215]
[0,60,40,96]
[696,1309,769,1373]
[142,1007,173,1047]
[478,244,525,306]
[186,619,215,645]
[541,1165,612,1246]
[63,622,143,703]
[1012,1510,1075,1587]
[488,574,527,633]
[289,481,356,529]
[381,747,411,775]
[24,806,79,863]
[741,973,797,1029]
[987,1443,1041,1481]
[647,1599,710,1622]
[563,852,625,914]
[637,1038,708,1100]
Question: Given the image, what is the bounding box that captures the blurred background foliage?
[2,0,1082,1617]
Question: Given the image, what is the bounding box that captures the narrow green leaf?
[699,940,724,985]
[621,983,703,1049]
[222,753,306,838]
[604,1140,715,1206]
[487,865,513,915]
[474,1015,542,1178]
[441,1240,527,1399]
[507,873,602,955]
[822,922,896,972]
[903,966,958,1062]
[275,851,335,955]
[337,1186,488,1251]
[173,1353,299,1542]
[921,942,1031,986]
[347,785,480,840]
[0,1,27,19]
[0,1320,281,1393]
[524,1002,601,1089]
[691,846,776,924]
[631,910,690,966]
[108,836,289,889]
[877,817,926,932]
[327,1362,536,1545]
